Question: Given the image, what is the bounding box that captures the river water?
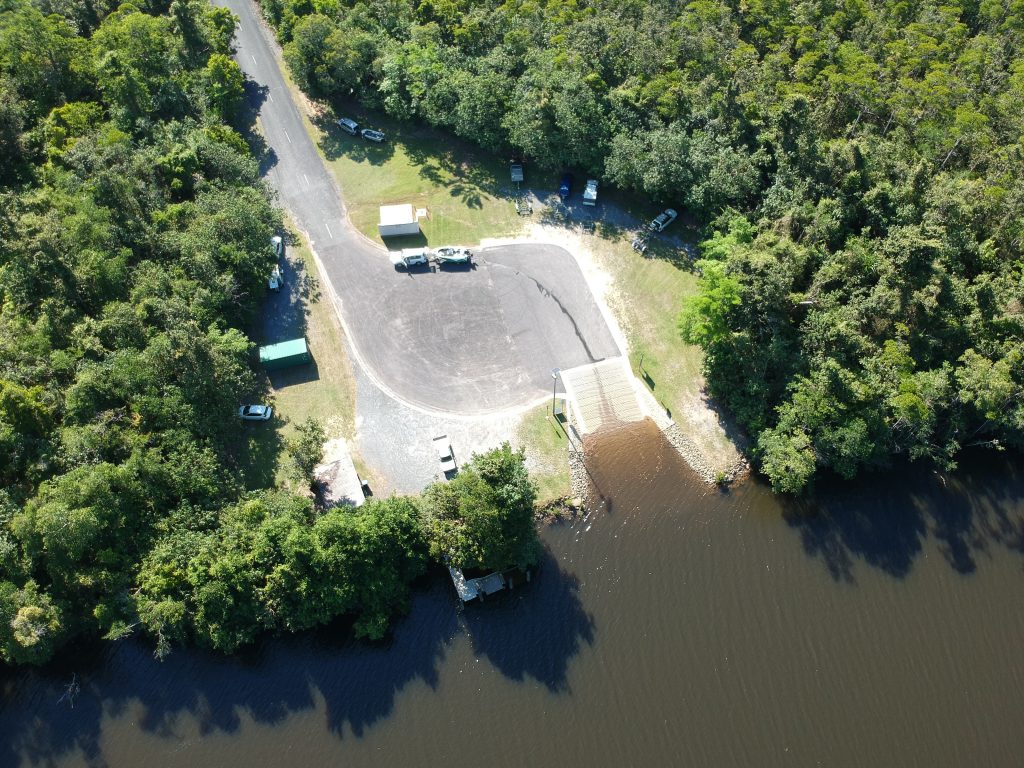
[3,419,1023,767]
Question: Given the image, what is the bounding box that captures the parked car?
[648,208,678,232]
[271,235,283,256]
[390,248,430,269]
[336,117,359,135]
[432,434,457,473]
[360,128,386,143]
[510,159,524,183]
[582,179,598,206]
[434,246,472,265]
[268,264,282,291]
[559,173,573,201]
[239,404,273,421]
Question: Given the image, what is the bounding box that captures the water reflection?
[782,452,1024,581]
[0,549,593,765]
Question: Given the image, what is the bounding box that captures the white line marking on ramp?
[250,55,257,65]
[303,174,310,188]
[284,130,292,144]
[325,223,333,239]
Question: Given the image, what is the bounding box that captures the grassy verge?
[515,403,571,505]
[238,218,359,491]
[589,230,704,419]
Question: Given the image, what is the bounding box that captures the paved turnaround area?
[217,0,619,415]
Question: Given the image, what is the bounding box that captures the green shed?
[259,338,310,370]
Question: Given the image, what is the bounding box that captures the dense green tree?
[0,580,63,665]
[135,492,428,653]
[421,443,539,573]
[285,417,325,489]
[202,53,245,121]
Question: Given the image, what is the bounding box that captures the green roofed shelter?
[259,337,310,370]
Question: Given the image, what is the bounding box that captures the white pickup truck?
[432,435,457,473]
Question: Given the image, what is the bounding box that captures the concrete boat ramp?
[558,357,646,434]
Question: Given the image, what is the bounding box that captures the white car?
[268,264,282,291]
[432,435,457,473]
[360,128,386,143]
[434,246,472,264]
[239,405,273,421]
[649,208,678,232]
[271,235,283,256]
[390,248,430,269]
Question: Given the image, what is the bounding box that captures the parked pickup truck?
[432,435,457,473]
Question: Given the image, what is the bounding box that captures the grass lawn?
[515,403,572,504]
[587,230,704,419]
[298,99,527,246]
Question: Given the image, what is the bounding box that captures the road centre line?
[325,223,333,238]
[284,130,291,144]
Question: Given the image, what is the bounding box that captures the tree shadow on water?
[460,548,595,692]
[0,555,596,765]
[782,450,1024,583]
[0,579,459,765]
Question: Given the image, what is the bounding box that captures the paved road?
[219,0,618,414]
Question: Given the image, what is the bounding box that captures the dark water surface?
[3,420,1024,767]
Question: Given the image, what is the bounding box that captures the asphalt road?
[218,0,619,414]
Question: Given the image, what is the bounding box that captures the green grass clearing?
[588,230,703,419]
[515,404,572,505]
[292,93,526,246]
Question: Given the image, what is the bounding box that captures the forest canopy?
[264,0,1023,490]
[0,0,469,666]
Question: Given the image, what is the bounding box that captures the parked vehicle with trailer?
[336,117,359,135]
[434,246,473,265]
[390,248,430,269]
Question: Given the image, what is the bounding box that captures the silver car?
[336,117,359,135]
[239,405,273,421]
[648,208,678,232]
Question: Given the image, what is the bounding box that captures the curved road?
[219,0,619,414]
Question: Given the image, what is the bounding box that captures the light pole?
[551,368,560,417]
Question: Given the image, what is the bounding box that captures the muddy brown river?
[3,420,1023,767]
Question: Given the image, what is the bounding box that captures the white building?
[378,203,420,237]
